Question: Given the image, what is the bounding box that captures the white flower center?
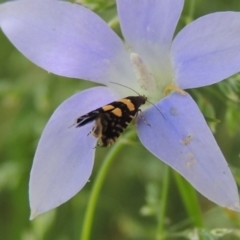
[130,53,157,93]
[130,50,174,102]
[107,47,174,103]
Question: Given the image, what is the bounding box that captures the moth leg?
[137,109,151,126]
[93,144,98,149]
[92,138,104,149]
[90,118,105,148]
[87,124,95,137]
[86,118,102,137]
[87,129,93,136]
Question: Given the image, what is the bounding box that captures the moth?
[74,95,148,147]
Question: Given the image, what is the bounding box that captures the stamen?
[164,84,187,96]
[130,53,156,92]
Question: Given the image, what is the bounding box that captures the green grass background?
[1,0,240,239]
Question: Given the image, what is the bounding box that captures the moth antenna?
[146,100,165,119]
[109,81,165,119]
[109,81,141,96]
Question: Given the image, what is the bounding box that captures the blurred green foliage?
[1,0,240,239]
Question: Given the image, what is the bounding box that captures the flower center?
[130,52,174,102]
[130,53,157,93]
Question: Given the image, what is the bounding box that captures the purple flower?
[1,0,240,218]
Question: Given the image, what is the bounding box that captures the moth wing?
[75,103,116,128]
[75,109,102,127]
[98,111,135,147]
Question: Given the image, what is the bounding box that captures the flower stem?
[173,172,204,227]
[156,166,170,240]
[188,0,196,21]
[80,130,136,240]
[185,0,196,24]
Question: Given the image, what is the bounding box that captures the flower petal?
[172,12,240,89]
[117,0,184,80]
[137,93,239,210]
[29,87,117,219]
[0,0,134,84]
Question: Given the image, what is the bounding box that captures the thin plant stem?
[174,172,204,227]
[80,130,136,240]
[188,0,196,21]
[184,0,196,24]
[156,166,170,240]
